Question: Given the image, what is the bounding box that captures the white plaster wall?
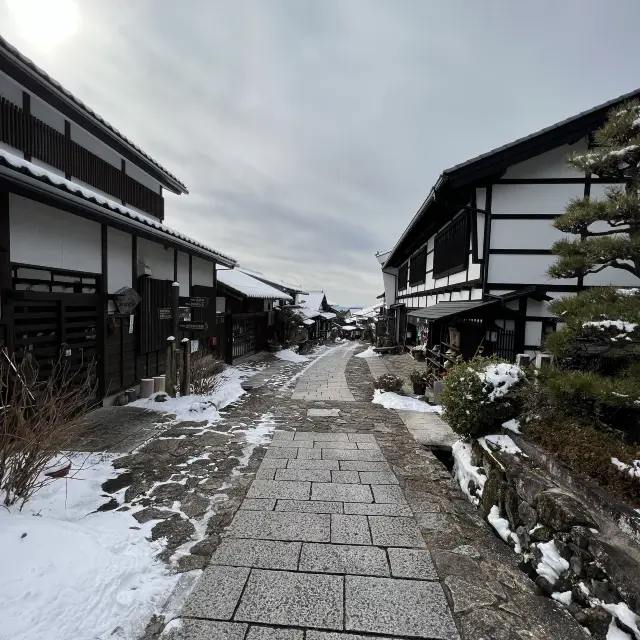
[449,271,468,285]
[10,194,101,273]
[126,161,162,194]
[427,236,435,252]
[382,271,397,305]
[490,219,566,250]
[107,228,132,293]
[476,212,486,259]
[527,299,554,317]
[192,257,214,287]
[488,253,575,286]
[70,123,121,168]
[492,183,584,215]
[137,238,174,280]
[468,262,482,280]
[177,251,190,294]
[426,251,433,271]
[0,69,23,104]
[427,295,437,306]
[502,142,586,179]
[525,321,543,347]
[30,95,65,133]
[470,288,483,300]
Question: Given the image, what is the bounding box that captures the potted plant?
[267,338,279,353]
[409,369,429,395]
[411,345,425,362]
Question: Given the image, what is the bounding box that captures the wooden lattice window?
[433,212,470,279]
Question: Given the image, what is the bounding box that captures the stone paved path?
[291,344,356,402]
[167,429,460,639]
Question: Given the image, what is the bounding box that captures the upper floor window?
[433,212,470,279]
[409,248,427,286]
[398,263,408,290]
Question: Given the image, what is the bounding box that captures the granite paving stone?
[347,434,377,442]
[368,516,426,548]
[272,431,294,442]
[345,576,459,639]
[270,440,314,449]
[293,432,350,442]
[276,499,344,514]
[256,468,276,480]
[338,461,392,472]
[240,498,276,511]
[210,538,301,571]
[307,408,341,417]
[259,458,289,469]
[235,569,344,630]
[225,511,331,542]
[275,468,332,483]
[355,442,381,450]
[344,503,413,517]
[359,472,399,485]
[331,470,360,484]
[331,514,372,545]
[312,482,373,503]
[286,459,340,470]
[182,565,250,619]
[322,449,385,462]
[265,448,299,460]
[300,543,388,576]
[296,448,322,460]
[163,620,248,640]
[247,480,311,500]
[388,548,438,580]
[307,634,409,640]
[371,484,407,504]
[313,441,358,449]
[246,627,304,640]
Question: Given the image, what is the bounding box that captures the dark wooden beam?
[22,91,31,161]
[0,186,12,354]
[100,223,109,398]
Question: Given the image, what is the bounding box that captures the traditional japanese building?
[380,88,640,361]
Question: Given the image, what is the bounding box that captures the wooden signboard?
[178,307,191,321]
[158,307,172,320]
[187,297,208,308]
[179,321,208,332]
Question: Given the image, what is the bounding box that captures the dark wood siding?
[398,263,408,290]
[138,276,172,354]
[409,248,427,287]
[433,212,470,279]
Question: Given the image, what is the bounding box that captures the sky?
[2,0,640,305]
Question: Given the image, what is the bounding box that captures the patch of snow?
[617,288,639,297]
[584,320,638,333]
[275,348,309,363]
[355,346,381,358]
[487,505,522,552]
[607,619,633,640]
[479,434,523,456]
[502,418,521,434]
[0,453,178,640]
[476,363,523,401]
[552,591,573,606]
[536,540,570,584]
[452,441,486,505]
[601,602,640,640]
[611,458,640,479]
[372,389,442,413]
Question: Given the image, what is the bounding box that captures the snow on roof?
[0,35,187,194]
[237,267,308,294]
[341,325,358,331]
[299,291,326,312]
[217,269,292,300]
[352,303,383,318]
[319,312,336,320]
[299,308,322,319]
[302,319,316,326]
[0,149,236,267]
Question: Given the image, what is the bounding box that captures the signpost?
[179,321,208,332]
[186,297,208,308]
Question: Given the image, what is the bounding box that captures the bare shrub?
[374,374,404,394]
[0,347,97,508]
[190,351,226,396]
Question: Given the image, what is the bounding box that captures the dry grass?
[190,351,225,396]
[0,348,97,508]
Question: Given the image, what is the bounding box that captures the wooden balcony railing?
[0,96,164,220]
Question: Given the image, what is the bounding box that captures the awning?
[407,300,497,323]
[319,312,337,319]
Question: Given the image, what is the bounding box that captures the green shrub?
[374,374,404,394]
[408,369,429,385]
[440,356,524,438]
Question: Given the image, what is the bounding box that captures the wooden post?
[0,187,13,355]
[170,282,180,395]
[181,338,191,396]
[165,337,175,396]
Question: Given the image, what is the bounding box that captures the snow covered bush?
[190,351,225,396]
[440,356,524,438]
[373,373,404,394]
[0,350,96,508]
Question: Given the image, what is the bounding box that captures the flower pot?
[413,382,427,395]
[413,351,425,362]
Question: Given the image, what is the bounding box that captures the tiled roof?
[217,269,292,300]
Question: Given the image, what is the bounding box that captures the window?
[409,248,427,286]
[398,263,408,291]
[433,213,470,279]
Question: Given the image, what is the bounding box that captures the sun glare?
[6,0,80,51]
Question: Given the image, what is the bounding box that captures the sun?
[6,0,80,51]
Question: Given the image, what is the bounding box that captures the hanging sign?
[178,307,191,321]
[186,297,208,308]
[179,321,208,331]
[158,308,172,320]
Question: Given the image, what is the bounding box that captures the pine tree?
[548,100,640,280]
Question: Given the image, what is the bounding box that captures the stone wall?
[464,439,640,640]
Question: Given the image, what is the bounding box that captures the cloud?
[2,0,640,304]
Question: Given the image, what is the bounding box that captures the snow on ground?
[372,390,442,413]
[601,602,640,640]
[502,418,521,434]
[536,540,570,584]
[129,366,246,425]
[0,453,178,640]
[479,434,524,455]
[355,346,380,358]
[452,441,486,505]
[552,591,572,606]
[611,457,640,479]
[275,348,309,363]
[488,505,521,552]
[607,619,633,640]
